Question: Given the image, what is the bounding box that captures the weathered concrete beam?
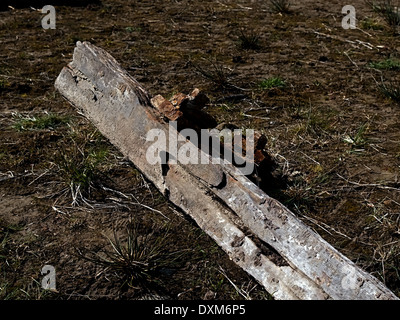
[55,41,398,300]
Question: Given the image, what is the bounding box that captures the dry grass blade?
[218,266,257,300]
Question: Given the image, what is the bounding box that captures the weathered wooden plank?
[55,41,398,300]
[55,41,325,300]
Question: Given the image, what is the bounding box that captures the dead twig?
[312,30,378,50]
[343,51,359,68]
[337,174,400,192]
[101,185,170,220]
[218,266,257,300]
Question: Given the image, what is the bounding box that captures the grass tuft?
[360,17,385,30]
[368,58,400,70]
[378,79,400,102]
[11,112,70,131]
[259,77,286,89]
[54,128,109,206]
[237,29,261,50]
[269,0,291,14]
[369,0,400,27]
[343,123,369,152]
[82,222,184,289]
[192,58,234,90]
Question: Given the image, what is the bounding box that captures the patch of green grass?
[165,91,178,100]
[214,102,237,114]
[269,0,290,14]
[292,103,337,137]
[368,58,400,70]
[0,282,21,300]
[360,17,385,30]
[56,140,108,204]
[312,80,322,87]
[343,122,369,152]
[259,77,286,89]
[51,125,112,205]
[18,278,56,300]
[305,112,331,134]
[11,112,70,131]
[0,278,56,300]
[282,180,313,208]
[125,26,142,33]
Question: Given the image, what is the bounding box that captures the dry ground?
[0,0,400,299]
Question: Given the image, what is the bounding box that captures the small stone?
[203,290,216,300]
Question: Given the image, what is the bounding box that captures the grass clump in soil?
[11,112,70,131]
[343,122,369,152]
[54,128,109,205]
[361,17,385,30]
[378,79,400,102]
[192,59,234,90]
[269,0,290,14]
[237,29,261,50]
[369,58,400,70]
[259,77,286,89]
[369,0,400,27]
[82,222,185,290]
